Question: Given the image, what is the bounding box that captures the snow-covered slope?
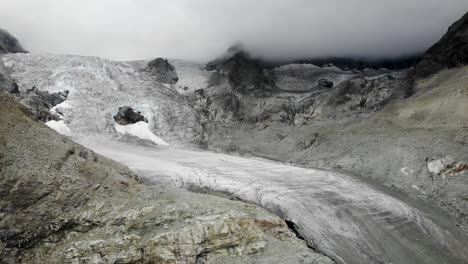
[2,53,206,144]
[170,59,212,94]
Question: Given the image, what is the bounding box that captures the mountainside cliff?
[0,28,27,54]
[414,11,468,78]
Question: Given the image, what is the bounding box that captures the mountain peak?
[413,11,468,78]
[0,27,27,54]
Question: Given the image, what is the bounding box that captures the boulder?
[427,156,468,178]
[21,87,69,121]
[318,79,334,88]
[145,58,179,84]
[113,106,148,125]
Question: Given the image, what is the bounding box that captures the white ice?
[115,122,169,146]
[46,120,72,136]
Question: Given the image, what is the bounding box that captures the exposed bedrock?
[206,45,276,97]
[19,87,69,121]
[145,58,179,84]
[0,59,18,94]
[0,28,27,54]
[414,11,468,78]
[113,106,148,125]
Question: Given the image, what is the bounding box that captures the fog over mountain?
[1,0,468,61]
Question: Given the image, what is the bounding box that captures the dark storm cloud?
[1,0,467,61]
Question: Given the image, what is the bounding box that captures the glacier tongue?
[80,138,468,264]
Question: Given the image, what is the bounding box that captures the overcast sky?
[1,0,467,62]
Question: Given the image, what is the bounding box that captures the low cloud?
[1,0,467,61]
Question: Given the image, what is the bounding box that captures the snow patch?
[46,120,72,136]
[49,101,73,120]
[276,63,320,71]
[170,60,210,94]
[322,65,343,72]
[400,167,414,176]
[115,122,169,146]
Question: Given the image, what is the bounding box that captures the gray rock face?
[196,70,409,128]
[0,60,18,93]
[321,73,411,116]
[20,87,69,121]
[414,11,468,78]
[113,106,148,125]
[206,46,276,97]
[318,79,333,88]
[145,58,179,84]
[0,28,27,54]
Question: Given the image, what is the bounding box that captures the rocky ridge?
[0,28,27,54]
[145,58,179,84]
[414,11,468,78]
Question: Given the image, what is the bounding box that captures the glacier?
[3,53,468,264]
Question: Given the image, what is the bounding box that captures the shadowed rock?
[414,11,468,78]
[0,27,26,93]
[318,79,334,88]
[0,28,27,54]
[0,60,18,93]
[206,45,276,96]
[20,87,69,121]
[113,106,148,125]
[145,58,179,84]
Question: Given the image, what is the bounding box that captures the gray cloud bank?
[1,0,467,62]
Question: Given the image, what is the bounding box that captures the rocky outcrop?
[19,87,69,121]
[318,79,333,88]
[414,11,468,78]
[113,106,148,125]
[322,73,410,116]
[145,58,179,84]
[0,28,27,54]
[206,45,275,96]
[0,93,332,264]
[0,59,18,93]
[427,156,468,178]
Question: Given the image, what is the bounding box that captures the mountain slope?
[200,14,468,229]
[414,11,468,78]
[0,28,27,54]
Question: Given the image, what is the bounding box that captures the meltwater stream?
[81,138,468,264]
